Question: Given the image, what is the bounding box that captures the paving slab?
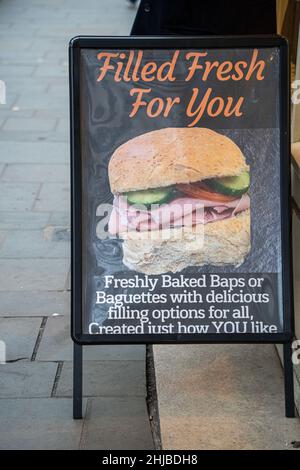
[1,77,47,93]
[48,211,70,226]
[56,119,69,134]
[0,259,70,291]
[44,50,68,60]
[0,141,69,163]
[56,360,146,398]
[0,64,35,78]
[0,230,69,258]
[0,183,39,211]
[64,267,71,290]
[43,225,70,242]
[0,231,6,247]
[34,108,68,120]
[0,291,69,316]
[153,344,300,450]
[36,314,145,361]
[2,163,69,182]
[45,83,68,97]
[0,109,35,120]
[34,64,67,78]
[0,398,86,450]
[80,397,154,450]
[2,117,57,132]
[0,211,49,230]
[0,130,69,142]
[0,317,42,361]
[34,183,69,211]
[0,56,59,67]
[14,93,67,111]
[0,362,57,398]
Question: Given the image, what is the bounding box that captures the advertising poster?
[70,37,292,343]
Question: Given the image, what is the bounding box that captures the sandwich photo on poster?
[108,127,250,274]
[72,38,291,342]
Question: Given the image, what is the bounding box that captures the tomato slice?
[177,182,237,202]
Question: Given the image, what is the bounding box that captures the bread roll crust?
[109,128,249,194]
[120,210,251,274]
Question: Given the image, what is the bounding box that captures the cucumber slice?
[126,188,172,206]
[208,171,250,197]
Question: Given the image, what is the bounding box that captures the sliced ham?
[109,194,250,235]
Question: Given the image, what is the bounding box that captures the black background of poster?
[69,36,293,344]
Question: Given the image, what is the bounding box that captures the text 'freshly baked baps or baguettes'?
[108,127,251,274]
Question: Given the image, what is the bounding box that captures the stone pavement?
[0,0,153,450]
[154,344,300,450]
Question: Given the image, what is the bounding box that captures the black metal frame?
[69,36,295,418]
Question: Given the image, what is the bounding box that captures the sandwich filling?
[109,172,250,235]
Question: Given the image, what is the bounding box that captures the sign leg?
[73,342,83,419]
[283,341,295,418]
